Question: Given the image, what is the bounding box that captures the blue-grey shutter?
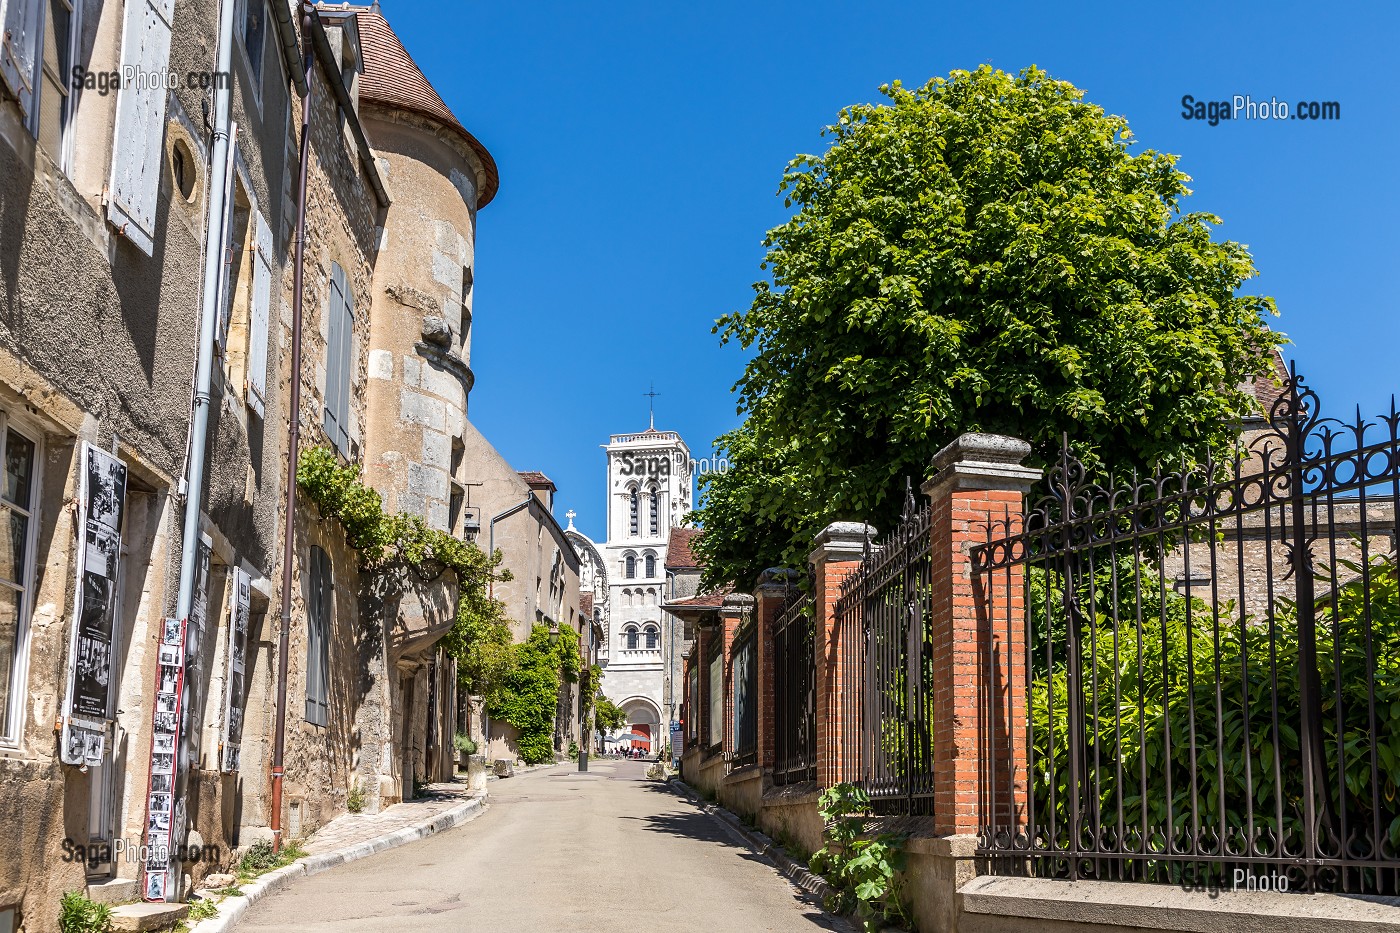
[305,547,330,726]
[323,264,347,454]
[335,281,354,453]
[0,0,42,116]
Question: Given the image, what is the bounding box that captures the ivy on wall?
[485,623,582,764]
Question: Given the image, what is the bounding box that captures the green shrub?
[811,783,909,931]
[1030,552,1400,877]
[58,891,111,933]
[453,733,477,755]
[486,624,581,764]
[186,898,220,922]
[347,779,367,813]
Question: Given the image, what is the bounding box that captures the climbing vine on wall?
[485,623,582,764]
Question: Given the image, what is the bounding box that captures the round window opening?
[171,138,196,201]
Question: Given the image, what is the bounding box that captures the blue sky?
[382,1,1399,544]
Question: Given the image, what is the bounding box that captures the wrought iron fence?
[730,621,758,769]
[971,369,1400,894]
[703,629,724,757]
[834,485,936,815]
[773,588,816,785]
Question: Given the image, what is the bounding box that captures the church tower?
[598,423,692,752]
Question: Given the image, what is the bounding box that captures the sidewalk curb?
[188,790,489,933]
[667,777,836,906]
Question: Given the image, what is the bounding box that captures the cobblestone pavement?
[300,779,488,856]
[237,759,846,932]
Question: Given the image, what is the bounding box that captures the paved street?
[238,760,846,932]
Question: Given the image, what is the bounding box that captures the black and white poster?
[60,444,127,764]
[221,567,250,772]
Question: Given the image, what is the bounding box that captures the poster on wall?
[143,533,211,903]
[221,567,250,772]
[708,653,723,748]
[141,615,186,903]
[60,444,127,765]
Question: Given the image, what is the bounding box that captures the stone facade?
[0,3,511,928]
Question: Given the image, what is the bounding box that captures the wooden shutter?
[0,0,41,116]
[305,547,330,726]
[106,0,174,256]
[323,263,346,453]
[245,210,273,416]
[335,278,354,454]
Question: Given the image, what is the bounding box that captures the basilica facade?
[566,424,692,753]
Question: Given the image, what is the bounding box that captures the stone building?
[594,424,694,752]
[0,1,514,927]
[455,420,584,761]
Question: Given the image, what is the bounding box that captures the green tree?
[693,66,1283,589]
[594,695,628,732]
[485,624,581,764]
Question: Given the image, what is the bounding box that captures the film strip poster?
[142,616,185,902]
[60,444,128,766]
[143,534,211,902]
[221,568,250,772]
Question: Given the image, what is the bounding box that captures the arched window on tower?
[629,488,639,536]
[645,553,656,578]
[625,554,636,579]
[625,625,639,650]
[649,487,659,536]
[644,624,658,649]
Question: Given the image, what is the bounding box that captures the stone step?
[109,902,189,932]
[85,877,139,906]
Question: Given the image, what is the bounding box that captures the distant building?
[591,423,694,752]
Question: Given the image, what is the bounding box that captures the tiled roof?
[663,589,731,610]
[517,471,556,491]
[666,527,702,570]
[1245,348,1291,420]
[353,7,499,207]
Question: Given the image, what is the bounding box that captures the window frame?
[0,415,43,748]
[35,0,81,170]
[624,554,636,579]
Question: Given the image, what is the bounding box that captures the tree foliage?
[485,624,581,764]
[594,694,628,732]
[692,66,1283,588]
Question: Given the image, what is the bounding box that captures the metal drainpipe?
[271,7,316,853]
[487,495,534,597]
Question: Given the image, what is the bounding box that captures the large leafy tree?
[694,66,1283,589]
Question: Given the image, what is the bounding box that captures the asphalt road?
[237,759,847,932]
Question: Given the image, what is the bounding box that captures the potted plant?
[453,733,477,770]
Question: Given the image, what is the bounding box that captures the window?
[644,554,656,578]
[218,173,273,416]
[649,488,659,536]
[1,0,80,166]
[0,425,37,743]
[448,483,464,533]
[625,555,636,579]
[644,625,658,650]
[323,262,354,455]
[240,0,265,84]
[628,488,638,537]
[459,266,473,346]
[625,626,638,651]
[305,546,332,726]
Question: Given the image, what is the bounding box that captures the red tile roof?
[1245,349,1291,420]
[353,7,499,207]
[518,471,556,491]
[666,527,702,570]
[663,588,731,610]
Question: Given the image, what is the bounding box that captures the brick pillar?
[923,434,1041,838]
[809,522,876,788]
[718,596,752,755]
[754,569,798,774]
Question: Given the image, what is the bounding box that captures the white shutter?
[322,264,344,450]
[0,0,41,116]
[245,210,273,416]
[107,0,175,256]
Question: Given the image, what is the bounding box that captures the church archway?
[619,696,661,752]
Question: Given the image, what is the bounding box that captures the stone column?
[754,569,799,774]
[809,522,876,788]
[922,434,1041,838]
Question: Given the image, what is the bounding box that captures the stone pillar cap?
[924,433,1042,498]
[756,567,800,591]
[720,593,756,615]
[809,521,876,566]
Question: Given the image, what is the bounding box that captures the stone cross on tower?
[565,509,576,530]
